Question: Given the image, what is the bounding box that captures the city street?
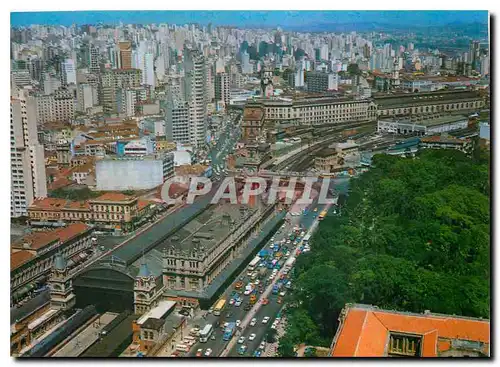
[181,194,330,358]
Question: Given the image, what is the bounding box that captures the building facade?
[11,89,48,217]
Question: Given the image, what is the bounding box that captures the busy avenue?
[177,192,338,357]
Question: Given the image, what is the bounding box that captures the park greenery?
[278,144,490,356]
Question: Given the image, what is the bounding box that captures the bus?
[213,299,226,316]
[248,256,261,271]
[199,324,214,343]
[318,210,327,221]
[223,322,236,341]
[302,233,311,245]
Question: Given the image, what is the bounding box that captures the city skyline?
[11,10,488,28]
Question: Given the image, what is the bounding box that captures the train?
[22,305,98,357]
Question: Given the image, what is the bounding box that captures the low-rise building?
[377,115,468,136]
[11,223,93,293]
[420,135,472,154]
[95,153,174,191]
[330,303,490,357]
[314,148,344,173]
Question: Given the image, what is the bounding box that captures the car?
[236,320,241,327]
[271,323,277,329]
[235,299,242,307]
[254,279,260,285]
[238,345,247,355]
[244,289,252,296]
[249,333,257,341]
[196,349,203,357]
[204,348,213,356]
[244,304,252,311]
[208,307,214,314]
[262,298,269,305]
[254,350,262,357]
[250,318,257,326]
[259,341,266,350]
[286,240,291,244]
[223,322,229,328]
[229,298,235,305]
[280,291,286,297]
[238,336,246,344]
[262,316,270,324]
[314,208,318,212]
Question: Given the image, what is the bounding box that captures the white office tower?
[10,89,47,217]
[155,56,166,80]
[295,61,305,87]
[320,44,329,61]
[43,73,61,95]
[183,47,207,147]
[143,53,155,88]
[77,83,95,112]
[328,73,339,91]
[241,51,251,74]
[480,55,490,77]
[61,59,77,85]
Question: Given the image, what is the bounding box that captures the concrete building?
[11,90,47,217]
[330,303,490,357]
[43,74,61,95]
[95,153,174,191]
[420,135,472,154]
[374,90,485,118]
[36,89,75,124]
[377,115,469,136]
[215,72,230,107]
[89,45,100,74]
[61,59,76,86]
[123,137,155,156]
[184,47,207,147]
[100,69,142,113]
[119,41,132,70]
[166,95,190,145]
[77,84,96,112]
[305,71,338,93]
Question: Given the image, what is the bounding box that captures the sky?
[10,10,488,29]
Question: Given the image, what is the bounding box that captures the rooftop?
[137,301,176,325]
[420,135,469,144]
[331,304,490,357]
[243,107,265,121]
[91,192,136,203]
[382,115,468,128]
[374,90,482,108]
[11,250,35,269]
[11,223,90,252]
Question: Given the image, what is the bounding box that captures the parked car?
[238,336,246,344]
[262,316,270,324]
[196,349,203,357]
[204,348,213,357]
[249,333,257,341]
[250,318,257,326]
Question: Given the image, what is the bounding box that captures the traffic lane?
[228,295,283,357]
[187,218,298,357]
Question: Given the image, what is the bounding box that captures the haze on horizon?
[11,10,488,29]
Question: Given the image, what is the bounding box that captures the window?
[388,334,421,357]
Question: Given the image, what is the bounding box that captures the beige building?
[11,89,47,217]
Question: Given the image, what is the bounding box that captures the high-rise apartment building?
[100,69,142,113]
[89,44,100,74]
[61,59,76,86]
[469,40,481,70]
[305,71,338,93]
[36,89,75,123]
[11,89,47,217]
[184,47,207,147]
[119,41,133,69]
[215,72,230,107]
[77,83,95,112]
[166,95,190,144]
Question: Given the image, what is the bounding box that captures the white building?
[377,115,468,136]
[96,153,174,191]
[77,84,95,112]
[11,89,47,217]
[184,48,207,147]
[123,137,155,156]
[166,96,190,144]
[61,59,76,86]
[36,89,75,123]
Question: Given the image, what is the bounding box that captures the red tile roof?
[331,304,490,357]
[11,250,35,270]
[11,223,90,252]
[29,198,90,211]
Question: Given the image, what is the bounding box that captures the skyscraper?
[215,72,230,107]
[89,44,100,74]
[61,59,76,85]
[184,46,207,147]
[469,40,481,70]
[119,41,133,69]
[11,89,47,217]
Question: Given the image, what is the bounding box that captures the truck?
[223,322,236,341]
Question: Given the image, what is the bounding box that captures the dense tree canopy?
[279,145,490,349]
